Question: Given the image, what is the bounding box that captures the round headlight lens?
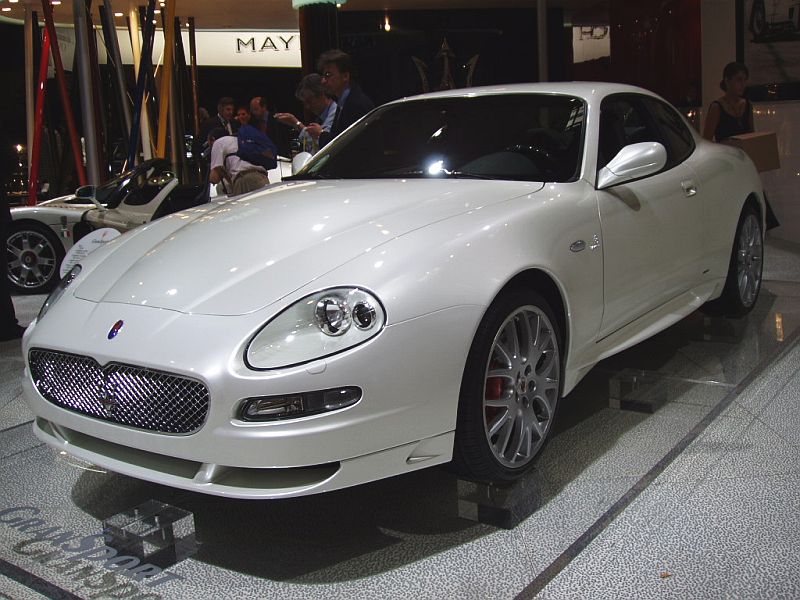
[352,301,377,330]
[315,296,351,336]
[246,287,386,370]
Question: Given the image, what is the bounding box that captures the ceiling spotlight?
[1,7,11,11]
[114,11,123,16]
[154,9,161,13]
[9,0,19,3]
[51,0,62,4]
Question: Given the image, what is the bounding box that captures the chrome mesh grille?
[29,348,209,434]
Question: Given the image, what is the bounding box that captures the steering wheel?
[504,143,561,176]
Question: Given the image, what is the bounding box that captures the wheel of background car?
[750,0,767,39]
[6,222,65,294]
[705,205,763,317]
[453,290,562,483]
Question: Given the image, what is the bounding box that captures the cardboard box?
[725,131,780,172]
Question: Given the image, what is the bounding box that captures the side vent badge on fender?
[570,240,586,253]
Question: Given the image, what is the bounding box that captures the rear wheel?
[5,222,65,294]
[453,291,562,483]
[706,206,763,317]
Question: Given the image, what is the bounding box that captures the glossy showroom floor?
[2,237,800,600]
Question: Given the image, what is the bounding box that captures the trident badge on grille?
[100,378,119,417]
[108,320,124,340]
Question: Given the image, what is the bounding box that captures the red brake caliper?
[485,362,505,430]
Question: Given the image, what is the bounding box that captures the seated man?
[207,128,270,196]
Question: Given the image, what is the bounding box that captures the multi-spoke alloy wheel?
[6,225,63,294]
[736,213,762,309]
[705,205,763,317]
[483,306,559,468]
[454,291,562,483]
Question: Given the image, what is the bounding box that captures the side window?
[598,96,660,169]
[642,98,695,167]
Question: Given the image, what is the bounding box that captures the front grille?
[29,349,209,434]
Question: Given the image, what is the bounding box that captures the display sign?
[60,228,121,278]
[53,27,301,69]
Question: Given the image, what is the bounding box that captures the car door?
[596,93,704,338]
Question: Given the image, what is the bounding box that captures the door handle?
[681,180,697,197]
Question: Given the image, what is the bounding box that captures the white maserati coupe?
[22,83,764,499]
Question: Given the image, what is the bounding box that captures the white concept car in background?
[22,83,764,499]
[7,160,203,294]
[7,157,291,294]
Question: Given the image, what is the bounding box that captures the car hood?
[11,193,95,216]
[74,179,543,315]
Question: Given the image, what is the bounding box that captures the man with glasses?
[316,49,374,148]
[274,73,337,155]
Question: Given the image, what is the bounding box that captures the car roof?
[391,81,662,106]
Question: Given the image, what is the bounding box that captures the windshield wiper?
[285,173,343,180]
[447,171,504,180]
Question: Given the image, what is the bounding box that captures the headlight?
[37,265,81,322]
[246,287,385,369]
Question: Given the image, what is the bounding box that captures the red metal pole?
[28,28,51,206]
[41,0,87,187]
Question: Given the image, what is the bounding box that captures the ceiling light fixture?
[292,0,346,7]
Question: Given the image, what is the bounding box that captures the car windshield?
[93,161,172,209]
[294,93,586,183]
[93,168,137,207]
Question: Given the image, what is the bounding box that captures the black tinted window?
[598,96,660,169]
[642,98,695,166]
[295,94,586,183]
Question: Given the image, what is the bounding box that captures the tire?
[5,222,65,294]
[750,0,767,40]
[706,205,763,318]
[453,291,562,483]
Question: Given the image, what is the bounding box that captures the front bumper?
[23,298,482,498]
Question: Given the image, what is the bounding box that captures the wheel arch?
[492,268,569,367]
[743,192,764,229]
[8,218,66,254]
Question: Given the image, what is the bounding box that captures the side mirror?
[597,142,667,189]
[75,185,96,199]
[292,152,312,175]
[75,184,105,211]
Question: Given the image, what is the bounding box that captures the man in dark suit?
[315,50,374,149]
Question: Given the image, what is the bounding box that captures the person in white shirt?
[207,128,269,196]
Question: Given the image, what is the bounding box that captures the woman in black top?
[703,61,780,229]
[703,62,754,141]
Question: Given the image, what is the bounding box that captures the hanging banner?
[52,27,301,69]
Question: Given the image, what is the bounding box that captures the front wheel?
[453,291,562,483]
[5,222,65,294]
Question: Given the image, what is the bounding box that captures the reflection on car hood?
[74,179,543,315]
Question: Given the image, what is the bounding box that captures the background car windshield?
[93,168,135,207]
[297,94,585,183]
